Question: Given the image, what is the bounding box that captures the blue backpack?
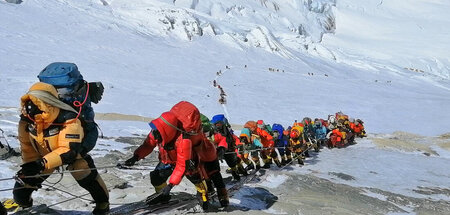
[38,62,103,154]
[271,123,284,140]
[38,62,83,88]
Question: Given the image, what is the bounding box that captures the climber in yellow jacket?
[13,82,109,215]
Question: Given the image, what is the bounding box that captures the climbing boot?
[314,143,320,152]
[231,169,240,181]
[266,156,273,164]
[217,188,229,208]
[262,162,270,169]
[194,181,209,210]
[244,163,254,171]
[206,179,215,196]
[274,158,282,168]
[93,202,109,215]
[148,183,171,204]
[286,155,292,165]
[3,199,24,213]
[225,168,232,174]
[237,163,248,176]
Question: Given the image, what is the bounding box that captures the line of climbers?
[198,112,366,174]
[1,62,365,215]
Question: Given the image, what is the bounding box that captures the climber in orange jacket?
[244,121,280,168]
[14,82,109,214]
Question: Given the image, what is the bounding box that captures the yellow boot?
[230,166,240,181]
[154,182,167,193]
[236,162,248,176]
[194,180,209,210]
[252,156,261,170]
[3,199,20,213]
[147,182,171,204]
[262,158,271,169]
[286,154,293,164]
[273,157,282,167]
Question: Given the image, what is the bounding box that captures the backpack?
[264,124,273,135]
[0,128,19,160]
[271,124,284,140]
[38,62,83,88]
[38,62,104,154]
[200,113,212,133]
[38,62,104,105]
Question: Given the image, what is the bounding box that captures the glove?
[124,155,139,166]
[217,147,225,162]
[161,183,173,196]
[238,144,244,153]
[88,82,104,104]
[20,159,45,176]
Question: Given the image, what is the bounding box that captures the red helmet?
[257,120,264,129]
[290,130,299,139]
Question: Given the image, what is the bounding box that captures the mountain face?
[0,0,449,135]
[1,1,450,214]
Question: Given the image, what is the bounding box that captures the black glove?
[161,183,173,196]
[124,155,139,166]
[217,147,226,161]
[88,82,104,104]
[20,159,45,176]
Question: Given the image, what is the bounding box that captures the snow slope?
[1,0,449,136]
[323,0,450,79]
